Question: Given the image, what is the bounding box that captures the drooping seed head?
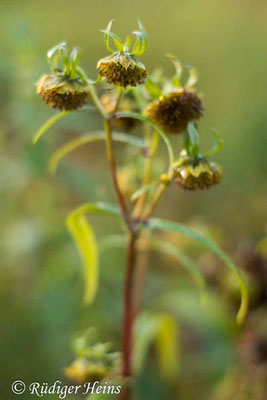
[145,88,204,134]
[97,52,147,88]
[36,74,90,111]
[173,154,222,190]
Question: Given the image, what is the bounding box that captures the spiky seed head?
[101,94,140,131]
[97,52,147,88]
[36,74,90,111]
[145,88,204,134]
[173,154,222,190]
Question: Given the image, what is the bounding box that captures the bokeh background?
[1,0,267,399]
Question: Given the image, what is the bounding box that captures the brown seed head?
[97,52,147,88]
[145,88,204,134]
[36,74,90,111]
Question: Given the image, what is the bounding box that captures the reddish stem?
[121,231,138,400]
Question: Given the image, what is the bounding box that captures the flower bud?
[97,53,147,88]
[173,154,222,190]
[145,88,203,134]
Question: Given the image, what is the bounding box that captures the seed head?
[36,74,90,111]
[145,88,204,134]
[101,93,140,131]
[173,154,222,190]
[97,53,147,88]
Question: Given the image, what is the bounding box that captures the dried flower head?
[97,20,147,87]
[101,93,140,131]
[173,154,222,190]
[36,42,90,110]
[145,88,203,134]
[98,53,147,88]
[36,74,90,111]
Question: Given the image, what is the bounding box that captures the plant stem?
[133,230,151,314]
[142,182,168,221]
[89,84,109,120]
[104,120,133,231]
[133,129,159,218]
[121,231,138,400]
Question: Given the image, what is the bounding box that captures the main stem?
[104,119,132,231]
[104,118,137,400]
[121,231,138,400]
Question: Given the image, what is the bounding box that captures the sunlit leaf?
[155,314,180,380]
[67,212,98,304]
[66,203,120,304]
[185,66,198,88]
[47,41,66,63]
[134,312,179,380]
[166,54,183,88]
[32,111,71,144]
[101,20,124,53]
[132,20,147,56]
[147,218,249,325]
[49,131,145,174]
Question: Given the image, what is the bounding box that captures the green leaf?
[66,203,120,304]
[116,111,175,173]
[67,212,98,304]
[150,238,207,301]
[147,218,249,325]
[204,129,224,158]
[124,36,132,52]
[134,312,179,380]
[132,20,147,56]
[48,131,145,174]
[32,111,71,144]
[155,314,180,380]
[184,122,200,157]
[130,181,158,202]
[166,54,183,88]
[101,20,124,53]
[145,78,163,99]
[185,66,198,88]
[47,41,66,65]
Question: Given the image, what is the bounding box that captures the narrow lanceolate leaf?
[67,212,98,304]
[204,129,224,158]
[49,131,145,174]
[134,312,179,380]
[148,218,249,325]
[66,202,120,304]
[33,111,71,144]
[101,20,124,53]
[130,181,158,202]
[155,315,180,380]
[185,66,199,88]
[150,239,207,301]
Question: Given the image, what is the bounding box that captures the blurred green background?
[1,1,267,399]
